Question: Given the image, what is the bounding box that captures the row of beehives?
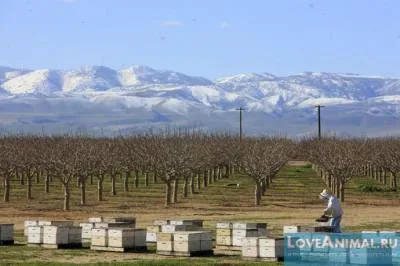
[215,222,267,247]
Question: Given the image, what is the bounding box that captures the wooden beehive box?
[153,220,170,225]
[232,229,258,246]
[156,232,173,251]
[108,228,135,248]
[170,220,203,227]
[43,226,69,245]
[216,235,232,246]
[259,238,284,258]
[216,222,233,229]
[79,222,95,240]
[27,226,43,244]
[88,217,103,223]
[133,229,146,247]
[283,225,300,234]
[146,225,161,242]
[91,228,108,247]
[161,224,189,233]
[24,221,38,237]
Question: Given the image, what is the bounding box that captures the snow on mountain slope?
[1,69,62,94]
[118,65,213,87]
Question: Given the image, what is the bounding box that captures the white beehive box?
[161,224,188,233]
[233,230,258,247]
[146,225,161,242]
[233,223,265,230]
[170,220,203,226]
[242,237,259,247]
[88,217,103,223]
[216,222,233,229]
[38,221,51,226]
[91,228,108,246]
[283,225,300,234]
[108,228,134,248]
[153,220,170,225]
[43,226,69,245]
[174,240,201,252]
[157,232,174,242]
[174,232,202,242]
[133,229,146,247]
[0,224,14,241]
[80,223,95,239]
[157,241,173,251]
[259,238,284,258]
[68,227,82,244]
[24,221,38,237]
[216,235,232,246]
[242,246,259,257]
[28,226,43,244]
[216,229,232,236]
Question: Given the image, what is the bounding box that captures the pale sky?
[1,0,400,79]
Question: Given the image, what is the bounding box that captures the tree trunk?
[383,171,387,185]
[3,176,10,202]
[27,172,32,201]
[144,172,149,187]
[90,174,93,185]
[97,179,103,201]
[255,181,261,206]
[45,173,50,193]
[135,170,139,188]
[111,174,116,196]
[80,178,86,205]
[172,179,179,203]
[164,181,172,207]
[196,174,200,191]
[203,171,208,188]
[36,171,40,184]
[190,174,195,195]
[63,182,70,211]
[392,172,397,189]
[207,170,212,184]
[183,176,188,198]
[153,172,157,184]
[20,170,24,185]
[124,171,130,192]
[339,180,345,202]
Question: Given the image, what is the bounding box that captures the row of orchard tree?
[0,133,294,210]
[1,133,400,210]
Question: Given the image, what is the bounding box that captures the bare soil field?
[1,162,400,265]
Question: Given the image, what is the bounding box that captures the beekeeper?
[319,189,343,233]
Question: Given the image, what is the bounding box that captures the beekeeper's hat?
[319,189,330,199]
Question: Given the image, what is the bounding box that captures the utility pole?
[314,105,325,139]
[236,107,245,142]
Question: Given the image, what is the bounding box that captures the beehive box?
[157,240,173,251]
[153,220,170,225]
[0,224,14,242]
[104,217,136,225]
[80,222,95,240]
[170,220,203,227]
[108,228,135,248]
[216,235,232,246]
[27,226,43,244]
[161,224,191,233]
[88,217,103,223]
[95,222,134,229]
[174,231,202,242]
[216,229,232,236]
[258,228,267,237]
[146,225,161,242]
[283,225,300,234]
[216,222,233,229]
[259,238,284,258]
[157,232,174,242]
[200,240,213,251]
[68,226,82,244]
[242,246,259,257]
[24,220,38,237]
[174,240,201,252]
[39,221,74,227]
[242,237,259,247]
[232,229,258,246]
[43,226,69,245]
[133,229,146,247]
[91,228,108,247]
[233,223,266,230]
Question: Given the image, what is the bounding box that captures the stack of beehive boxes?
[78,217,103,244]
[91,228,146,251]
[232,223,267,247]
[24,220,38,241]
[156,231,213,256]
[147,219,203,243]
[216,222,233,247]
[0,224,14,245]
[26,220,81,248]
[241,237,284,260]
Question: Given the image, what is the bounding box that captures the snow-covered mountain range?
[1,65,400,136]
